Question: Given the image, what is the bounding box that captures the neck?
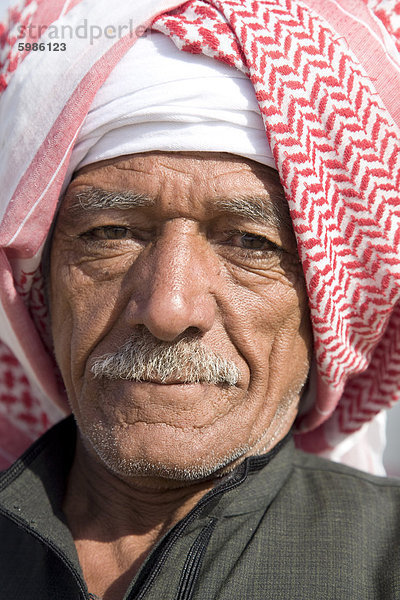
[63,435,217,538]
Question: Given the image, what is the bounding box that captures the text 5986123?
[18,42,67,51]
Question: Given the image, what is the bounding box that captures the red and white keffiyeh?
[0,0,399,471]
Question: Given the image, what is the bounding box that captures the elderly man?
[1,0,400,598]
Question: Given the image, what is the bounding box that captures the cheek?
[50,263,124,384]
[256,299,311,410]
[222,270,306,347]
[220,271,311,394]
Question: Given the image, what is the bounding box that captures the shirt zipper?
[127,460,250,600]
[174,517,217,600]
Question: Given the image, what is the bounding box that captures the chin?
[98,451,248,482]
[81,419,251,483]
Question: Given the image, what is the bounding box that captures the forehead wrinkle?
[213,195,291,230]
[67,186,156,212]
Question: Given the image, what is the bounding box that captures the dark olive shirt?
[0,416,400,599]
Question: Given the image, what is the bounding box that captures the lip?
[103,378,237,389]
[142,380,204,386]
[131,380,205,386]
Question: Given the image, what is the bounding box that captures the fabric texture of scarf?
[0,0,399,471]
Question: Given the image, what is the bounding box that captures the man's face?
[50,152,311,482]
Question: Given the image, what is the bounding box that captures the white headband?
[68,31,275,176]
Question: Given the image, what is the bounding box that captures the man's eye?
[83,226,134,240]
[226,231,279,252]
[237,233,270,250]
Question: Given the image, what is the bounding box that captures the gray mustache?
[90,332,240,386]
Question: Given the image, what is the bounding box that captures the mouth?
[141,379,201,385]
[102,377,237,389]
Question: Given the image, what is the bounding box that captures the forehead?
[70,151,281,190]
[74,151,279,183]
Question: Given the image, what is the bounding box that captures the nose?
[127,222,217,341]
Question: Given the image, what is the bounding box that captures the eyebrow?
[68,186,291,230]
[69,187,155,211]
[214,194,291,230]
